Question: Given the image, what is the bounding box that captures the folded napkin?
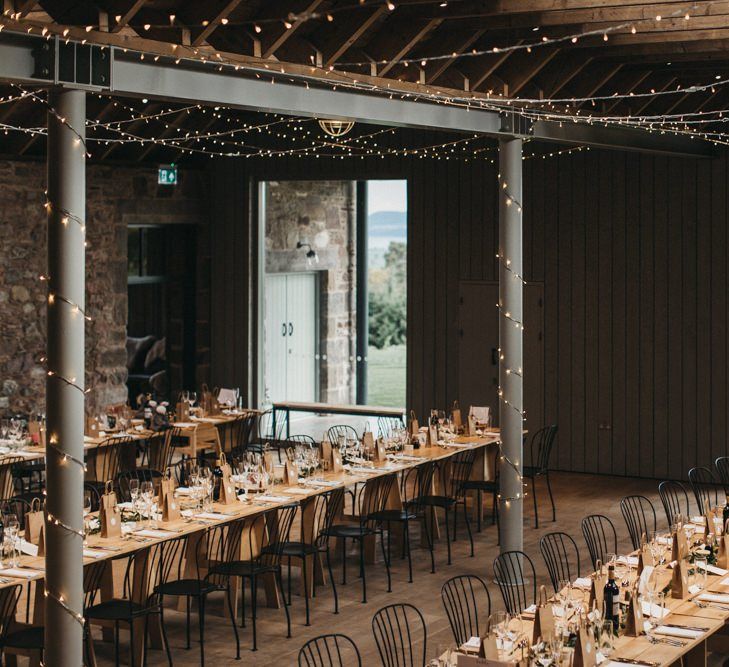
[0,568,42,579]
[573,577,592,590]
[174,487,195,496]
[656,535,673,545]
[641,601,670,619]
[134,529,177,539]
[286,488,311,495]
[690,516,705,525]
[460,637,481,652]
[521,604,536,617]
[256,495,294,503]
[605,662,656,667]
[696,562,728,576]
[345,465,378,474]
[18,539,38,558]
[194,512,230,520]
[618,555,639,567]
[654,625,704,639]
[720,577,729,586]
[173,422,198,428]
[444,441,472,448]
[305,479,340,487]
[697,592,729,604]
[83,549,112,559]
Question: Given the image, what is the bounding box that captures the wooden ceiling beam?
[627,75,677,116]
[502,47,560,96]
[377,18,443,76]
[579,28,729,48]
[321,5,389,67]
[262,0,326,59]
[191,0,245,47]
[15,0,38,18]
[466,42,524,92]
[110,0,148,33]
[540,55,594,97]
[600,70,652,114]
[426,28,486,84]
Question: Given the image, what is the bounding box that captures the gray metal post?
[46,88,86,666]
[498,137,524,554]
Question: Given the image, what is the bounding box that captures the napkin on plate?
[194,512,230,520]
[573,577,592,590]
[287,488,311,495]
[460,637,481,652]
[640,601,670,618]
[174,487,195,496]
[696,562,728,576]
[83,549,112,559]
[134,529,177,539]
[617,555,639,567]
[0,568,42,579]
[256,495,294,503]
[697,592,729,604]
[654,625,704,639]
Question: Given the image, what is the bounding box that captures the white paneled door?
[264,273,318,404]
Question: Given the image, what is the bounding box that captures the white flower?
[156,405,166,415]
[148,400,158,408]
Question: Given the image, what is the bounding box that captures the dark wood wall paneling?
[206,144,729,480]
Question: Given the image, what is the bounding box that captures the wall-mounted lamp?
[297,241,319,264]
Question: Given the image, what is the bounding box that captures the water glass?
[693,559,708,591]
[597,619,616,657]
[645,591,665,641]
[140,481,155,528]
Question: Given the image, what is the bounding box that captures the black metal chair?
[220,413,258,454]
[85,536,187,666]
[86,436,127,496]
[84,482,102,512]
[539,532,581,593]
[440,574,492,646]
[298,633,362,667]
[322,474,396,604]
[209,505,297,651]
[372,602,427,667]
[620,495,657,549]
[144,426,184,471]
[493,551,537,615]
[155,522,244,664]
[116,468,163,503]
[326,425,359,445]
[416,449,477,566]
[522,425,558,528]
[281,487,345,623]
[658,480,691,527]
[0,584,23,663]
[461,458,500,536]
[716,457,729,493]
[286,435,318,447]
[377,416,404,439]
[688,466,721,512]
[581,514,617,570]
[368,461,437,579]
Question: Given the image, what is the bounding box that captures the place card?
[18,539,38,557]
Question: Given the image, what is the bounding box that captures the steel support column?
[498,137,524,554]
[45,88,86,666]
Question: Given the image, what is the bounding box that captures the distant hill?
[368,210,406,241]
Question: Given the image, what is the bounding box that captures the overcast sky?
[367,179,407,214]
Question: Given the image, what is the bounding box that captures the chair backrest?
[204,519,246,587]
[530,425,558,471]
[147,426,183,471]
[0,584,21,644]
[439,449,477,499]
[298,634,362,667]
[87,437,126,483]
[83,560,110,610]
[249,504,299,565]
[223,413,257,453]
[401,462,437,510]
[440,575,492,646]
[659,480,691,527]
[287,435,318,447]
[0,498,31,530]
[83,482,102,513]
[688,466,720,511]
[716,457,729,490]
[360,474,397,527]
[299,487,345,546]
[492,551,537,615]
[378,416,405,439]
[539,532,581,592]
[116,468,163,503]
[581,514,617,570]
[372,602,427,667]
[620,495,657,549]
[327,425,359,445]
[257,409,286,442]
[0,457,25,500]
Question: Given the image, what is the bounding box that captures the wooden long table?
[5,432,500,665]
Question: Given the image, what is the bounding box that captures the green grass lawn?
[367,343,406,408]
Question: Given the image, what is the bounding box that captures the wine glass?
[3,514,19,567]
[597,619,616,657]
[128,478,140,512]
[487,611,509,658]
[83,493,93,546]
[645,591,665,643]
[694,558,708,591]
[140,481,155,528]
[188,391,197,409]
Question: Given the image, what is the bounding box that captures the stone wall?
[0,159,209,416]
[264,180,356,404]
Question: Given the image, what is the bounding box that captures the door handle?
[282,323,287,337]
[289,322,294,336]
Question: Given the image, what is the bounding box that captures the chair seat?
[155,579,219,597]
[462,480,499,491]
[322,523,374,539]
[5,626,44,650]
[276,541,320,557]
[369,509,417,523]
[416,495,456,508]
[85,599,148,621]
[209,560,276,578]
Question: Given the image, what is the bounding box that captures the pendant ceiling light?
[318,119,355,137]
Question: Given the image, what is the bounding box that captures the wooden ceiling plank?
[544,56,594,97]
[262,0,326,59]
[601,70,652,114]
[469,42,523,91]
[111,0,149,33]
[426,28,486,84]
[323,5,389,67]
[629,76,677,116]
[15,0,37,18]
[378,18,443,76]
[507,47,560,95]
[191,0,245,47]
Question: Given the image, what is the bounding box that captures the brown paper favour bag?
[573,621,597,667]
[623,587,644,637]
[100,481,122,539]
[532,585,556,643]
[451,401,462,432]
[218,456,238,505]
[408,410,419,437]
[589,561,607,612]
[331,448,343,473]
[285,460,299,485]
[374,438,387,462]
[24,497,44,544]
[671,559,690,599]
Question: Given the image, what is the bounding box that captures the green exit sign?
[158,164,177,185]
